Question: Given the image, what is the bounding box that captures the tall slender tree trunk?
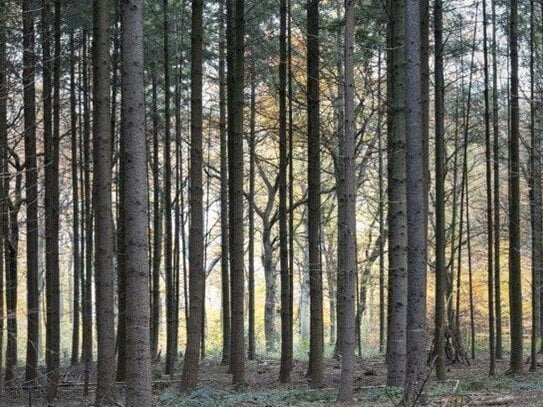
[377,49,386,356]
[385,0,407,387]
[93,0,116,402]
[433,0,446,381]
[529,0,542,372]
[287,0,295,374]
[247,69,256,360]
[404,0,428,402]
[218,0,231,367]
[338,0,356,400]
[334,0,345,359]
[82,31,94,382]
[150,73,162,361]
[42,0,61,399]
[164,0,176,377]
[508,0,523,373]
[0,2,6,393]
[121,0,152,403]
[69,29,81,367]
[491,0,503,360]
[483,0,496,376]
[227,0,246,385]
[23,0,39,383]
[307,0,323,388]
[279,0,292,382]
[180,0,204,392]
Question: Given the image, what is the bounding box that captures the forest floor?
[4,352,543,406]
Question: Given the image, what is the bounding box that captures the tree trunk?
[82,30,94,385]
[0,2,6,393]
[306,0,323,388]
[180,0,204,392]
[150,73,162,361]
[490,0,503,361]
[529,0,541,372]
[483,0,496,375]
[279,0,292,381]
[385,0,407,387]
[508,0,523,373]
[42,0,61,399]
[404,0,428,402]
[334,0,345,360]
[377,50,385,356]
[218,0,231,367]
[248,69,256,360]
[121,0,152,403]
[93,0,116,401]
[227,0,246,385]
[338,0,356,399]
[23,0,39,383]
[164,0,176,377]
[433,0,446,381]
[69,29,81,367]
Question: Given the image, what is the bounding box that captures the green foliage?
[159,387,338,406]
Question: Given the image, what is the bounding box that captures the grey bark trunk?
[93,0,116,402]
[121,0,153,403]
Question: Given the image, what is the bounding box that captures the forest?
[0,0,542,405]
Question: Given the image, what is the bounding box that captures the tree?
[164,0,176,377]
[227,0,245,384]
[433,0,446,381]
[491,0,503,361]
[482,0,496,376]
[44,0,62,399]
[508,0,523,373]
[69,28,81,368]
[93,0,116,402]
[23,0,40,383]
[307,0,323,388]
[120,0,152,403]
[386,0,407,387]
[404,0,428,402]
[180,0,204,392]
[338,0,356,400]
[0,0,6,394]
[528,0,541,373]
[279,0,293,383]
[218,0,231,367]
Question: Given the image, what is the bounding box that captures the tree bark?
[218,0,231,367]
[433,0,446,381]
[22,0,39,383]
[180,0,205,392]
[279,0,292,382]
[164,0,176,377]
[385,0,407,387]
[404,0,428,402]
[491,0,503,359]
[248,69,257,360]
[508,0,523,373]
[529,0,541,372]
[0,1,6,393]
[121,0,152,403]
[483,0,496,375]
[307,0,323,388]
[69,29,81,368]
[93,0,116,401]
[227,0,246,385]
[338,0,356,400]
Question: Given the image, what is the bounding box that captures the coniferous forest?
[0,0,542,405]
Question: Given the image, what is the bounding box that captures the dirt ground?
[3,353,543,406]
